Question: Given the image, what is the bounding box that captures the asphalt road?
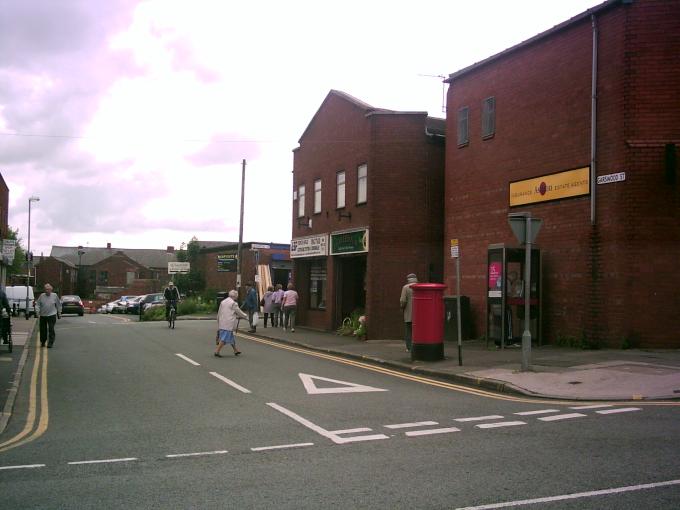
[0,314,679,509]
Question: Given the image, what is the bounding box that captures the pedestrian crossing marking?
[298,373,388,395]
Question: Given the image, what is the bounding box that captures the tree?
[173,237,205,296]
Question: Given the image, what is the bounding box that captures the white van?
[5,286,37,317]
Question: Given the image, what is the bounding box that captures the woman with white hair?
[215,289,248,357]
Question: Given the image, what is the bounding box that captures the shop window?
[298,184,306,217]
[482,97,495,139]
[314,179,322,214]
[336,171,346,208]
[357,164,367,204]
[309,259,327,310]
[457,106,469,147]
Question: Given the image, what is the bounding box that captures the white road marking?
[88,321,97,324]
[68,457,138,465]
[267,402,389,444]
[596,407,642,415]
[209,372,251,394]
[454,477,680,510]
[0,464,46,471]
[385,421,439,429]
[251,443,314,452]
[175,354,200,366]
[166,450,228,458]
[538,413,587,422]
[476,421,526,429]
[405,427,460,437]
[298,373,388,395]
[569,404,613,410]
[454,415,504,422]
[514,409,559,416]
[329,428,373,434]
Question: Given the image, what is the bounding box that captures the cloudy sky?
[1,0,598,256]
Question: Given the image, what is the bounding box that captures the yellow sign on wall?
[509,167,590,207]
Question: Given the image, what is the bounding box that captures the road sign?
[168,262,190,274]
[251,243,270,250]
[509,214,542,245]
[298,373,388,395]
[597,172,626,185]
[2,239,16,264]
[450,239,459,258]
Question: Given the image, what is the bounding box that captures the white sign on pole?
[450,239,460,258]
[251,243,271,250]
[2,239,17,264]
[168,262,190,274]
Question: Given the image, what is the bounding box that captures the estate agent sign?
[217,253,237,272]
[291,234,328,258]
[509,167,590,207]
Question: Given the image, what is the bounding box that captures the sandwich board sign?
[168,262,190,274]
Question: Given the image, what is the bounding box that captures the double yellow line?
[242,334,680,407]
[0,336,49,453]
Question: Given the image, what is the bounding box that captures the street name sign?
[168,262,190,274]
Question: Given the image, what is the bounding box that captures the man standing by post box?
[400,273,418,352]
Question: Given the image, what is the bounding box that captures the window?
[98,271,109,285]
[482,97,496,139]
[457,107,469,146]
[309,259,327,310]
[314,179,322,214]
[336,171,346,208]
[357,164,367,204]
[297,184,305,218]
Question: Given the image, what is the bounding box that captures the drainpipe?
[590,14,598,225]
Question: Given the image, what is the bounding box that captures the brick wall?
[444,0,680,347]
[35,257,77,296]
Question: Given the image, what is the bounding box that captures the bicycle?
[167,300,177,329]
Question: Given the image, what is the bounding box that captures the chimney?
[106,243,111,249]
[167,245,175,253]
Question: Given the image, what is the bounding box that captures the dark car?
[61,295,85,316]
[141,293,165,312]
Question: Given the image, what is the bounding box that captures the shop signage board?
[509,166,590,207]
[217,253,237,272]
[168,262,190,274]
[291,234,328,258]
[330,229,369,255]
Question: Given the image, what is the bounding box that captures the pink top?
[282,289,298,307]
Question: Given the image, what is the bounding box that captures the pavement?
[180,314,680,401]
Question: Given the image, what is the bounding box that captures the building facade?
[444,0,680,347]
[291,90,445,338]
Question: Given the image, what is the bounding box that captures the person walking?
[282,283,299,332]
[272,284,284,327]
[399,273,418,352]
[262,286,276,328]
[36,283,62,348]
[215,290,247,357]
[242,282,258,333]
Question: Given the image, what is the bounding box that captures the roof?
[297,90,444,143]
[50,245,177,269]
[445,0,619,83]
[197,241,291,254]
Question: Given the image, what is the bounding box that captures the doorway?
[335,255,367,326]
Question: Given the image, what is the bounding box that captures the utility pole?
[236,159,246,294]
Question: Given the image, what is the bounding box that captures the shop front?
[330,228,368,327]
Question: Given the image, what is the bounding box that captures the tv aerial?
[418,73,447,113]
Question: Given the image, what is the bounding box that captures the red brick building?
[196,241,291,298]
[291,90,445,338]
[444,0,679,347]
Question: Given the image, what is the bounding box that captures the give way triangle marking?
[299,373,389,395]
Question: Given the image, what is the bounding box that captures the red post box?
[411,283,447,361]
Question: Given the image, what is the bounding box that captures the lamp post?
[26,196,40,319]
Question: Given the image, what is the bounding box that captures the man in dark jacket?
[164,282,181,321]
[241,282,258,333]
[0,287,12,344]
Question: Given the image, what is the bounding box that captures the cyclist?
[164,281,180,322]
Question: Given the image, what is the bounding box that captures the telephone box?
[486,244,542,348]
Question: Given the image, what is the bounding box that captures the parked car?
[6,286,37,317]
[141,293,165,312]
[61,295,85,316]
[125,296,144,314]
[113,296,136,313]
[104,301,117,314]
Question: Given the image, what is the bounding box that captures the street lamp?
[26,196,40,319]
[77,245,85,296]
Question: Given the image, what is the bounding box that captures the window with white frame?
[336,171,346,208]
[314,179,322,214]
[297,184,305,218]
[482,97,495,139]
[309,259,327,310]
[357,164,367,204]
